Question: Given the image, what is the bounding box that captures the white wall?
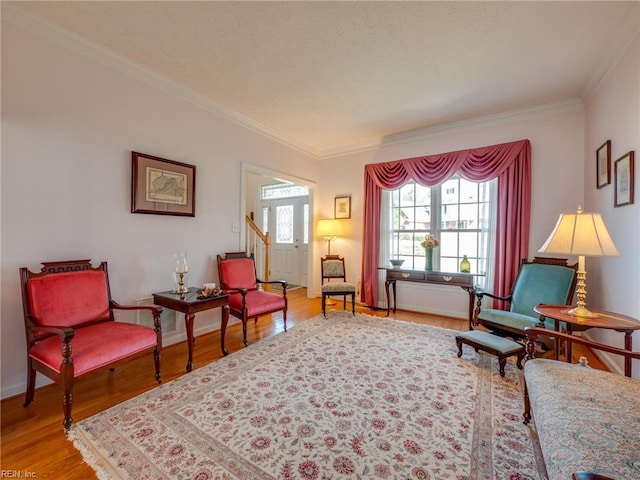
[1,22,320,398]
[314,104,586,317]
[584,30,640,375]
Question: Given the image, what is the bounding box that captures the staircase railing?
[245,215,270,282]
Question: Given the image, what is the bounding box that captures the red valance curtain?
[361,139,531,307]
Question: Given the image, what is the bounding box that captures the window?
[386,176,493,284]
[261,183,309,200]
[303,203,309,244]
[275,205,294,244]
[260,184,309,245]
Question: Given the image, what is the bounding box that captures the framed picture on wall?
[131,151,196,216]
[614,150,634,207]
[334,196,351,219]
[596,140,611,189]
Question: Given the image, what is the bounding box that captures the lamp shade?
[316,219,343,238]
[538,207,618,257]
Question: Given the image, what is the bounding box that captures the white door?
[265,197,308,286]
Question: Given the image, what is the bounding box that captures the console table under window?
[381,268,478,320]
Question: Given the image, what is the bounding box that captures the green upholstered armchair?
[471,257,577,340]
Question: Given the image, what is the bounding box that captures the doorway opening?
[241,164,316,292]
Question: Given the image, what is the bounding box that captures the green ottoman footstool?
[456,330,525,377]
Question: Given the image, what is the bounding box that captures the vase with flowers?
[420,235,440,271]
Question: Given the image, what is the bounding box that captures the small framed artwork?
[131,151,196,216]
[334,195,351,219]
[596,140,611,189]
[614,151,634,207]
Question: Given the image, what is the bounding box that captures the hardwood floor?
[0,288,606,479]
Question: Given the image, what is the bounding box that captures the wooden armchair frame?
[320,256,356,317]
[20,260,162,430]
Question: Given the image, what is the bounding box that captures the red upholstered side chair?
[217,253,287,348]
[20,260,162,430]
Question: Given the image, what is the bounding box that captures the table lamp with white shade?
[316,219,343,258]
[538,206,619,318]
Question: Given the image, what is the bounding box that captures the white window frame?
[383,176,495,288]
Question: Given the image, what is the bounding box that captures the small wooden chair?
[321,256,356,317]
[20,260,162,430]
[217,253,287,348]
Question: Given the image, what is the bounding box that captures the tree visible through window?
[387,176,492,284]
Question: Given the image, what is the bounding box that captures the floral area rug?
[68,312,546,479]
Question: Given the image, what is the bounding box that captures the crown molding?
[318,98,584,159]
[2,4,323,159]
[1,4,587,162]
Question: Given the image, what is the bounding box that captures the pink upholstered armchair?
[217,253,287,349]
[20,260,162,430]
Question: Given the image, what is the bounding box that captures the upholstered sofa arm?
[111,302,163,338]
[111,301,162,317]
[30,322,75,343]
[523,327,640,364]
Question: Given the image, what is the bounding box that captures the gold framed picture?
[334,196,351,219]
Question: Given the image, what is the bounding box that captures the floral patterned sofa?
[523,327,640,480]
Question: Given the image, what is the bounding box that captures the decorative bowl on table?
[389,259,405,269]
[197,285,223,299]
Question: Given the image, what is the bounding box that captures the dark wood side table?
[534,304,640,377]
[152,288,230,372]
[381,268,477,320]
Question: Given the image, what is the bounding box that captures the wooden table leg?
[391,280,397,313]
[221,304,230,356]
[566,323,574,362]
[624,330,632,377]
[384,280,391,317]
[553,318,561,361]
[462,286,474,329]
[184,313,195,372]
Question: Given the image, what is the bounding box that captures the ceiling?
[6,1,640,158]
